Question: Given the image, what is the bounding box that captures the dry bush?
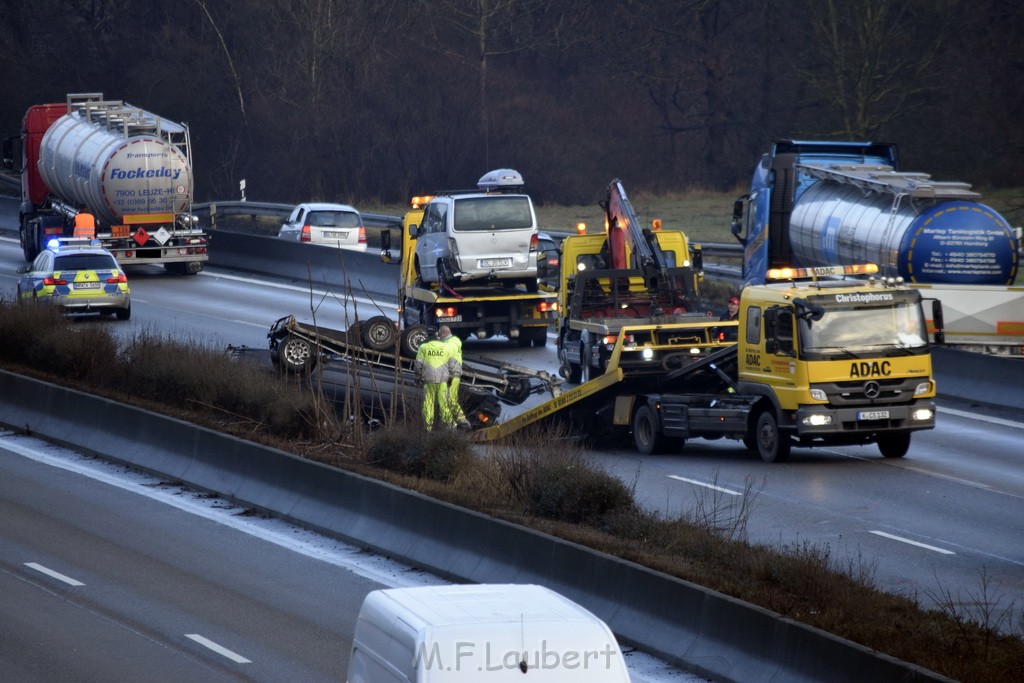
[364,421,474,481]
[481,424,635,526]
[115,330,323,438]
[0,302,118,378]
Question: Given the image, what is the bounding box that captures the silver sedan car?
[278,202,367,251]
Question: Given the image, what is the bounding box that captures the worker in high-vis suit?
[438,325,471,430]
[73,212,96,239]
[414,327,458,430]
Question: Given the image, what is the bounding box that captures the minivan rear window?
[453,196,533,231]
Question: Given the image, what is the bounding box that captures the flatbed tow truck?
[379,178,559,347]
[476,263,942,461]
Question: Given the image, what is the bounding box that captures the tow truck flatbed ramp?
[472,331,738,442]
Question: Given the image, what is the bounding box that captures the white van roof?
[354,584,630,682]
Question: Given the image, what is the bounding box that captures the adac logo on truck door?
[850,360,891,378]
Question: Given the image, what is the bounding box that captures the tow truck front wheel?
[633,405,675,455]
[755,410,790,463]
[877,433,911,458]
[279,335,316,374]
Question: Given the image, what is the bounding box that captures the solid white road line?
[937,406,1024,430]
[25,562,85,586]
[869,530,955,555]
[185,634,251,664]
[668,475,743,496]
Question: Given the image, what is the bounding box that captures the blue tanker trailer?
[731,140,1023,354]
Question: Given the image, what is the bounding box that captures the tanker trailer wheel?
[360,316,398,351]
[400,324,429,358]
[877,433,911,458]
[633,405,674,455]
[279,335,317,374]
[755,410,790,463]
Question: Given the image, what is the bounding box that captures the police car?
[16,238,131,319]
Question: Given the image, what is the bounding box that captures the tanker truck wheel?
[279,335,317,374]
[21,219,39,262]
[164,262,201,275]
[755,410,790,463]
[877,433,911,458]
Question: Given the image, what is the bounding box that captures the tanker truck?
[730,140,1023,355]
[2,92,208,274]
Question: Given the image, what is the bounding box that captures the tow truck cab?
[736,264,940,455]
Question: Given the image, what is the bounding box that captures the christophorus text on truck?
[3,92,208,275]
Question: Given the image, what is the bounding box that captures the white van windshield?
[453,196,533,232]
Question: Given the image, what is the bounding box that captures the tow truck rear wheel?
[755,410,790,463]
[557,340,582,383]
[361,315,398,351]
[877,433,911,458]
[633,405,671,455]
[279,335,316,374]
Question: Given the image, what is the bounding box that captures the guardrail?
[191,200,402,230]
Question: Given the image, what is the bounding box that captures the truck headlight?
[809,388,827,401]
[913,408,933,421]
[641,348,654,360]
[914,382,930,396]
[803,414,832,426]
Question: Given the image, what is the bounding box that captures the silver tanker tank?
[789,172,1018,286]
[36,99,193,227]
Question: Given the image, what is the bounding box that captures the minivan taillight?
[358,227,366,244]
[529,233,539,253]
[301,225,312,242]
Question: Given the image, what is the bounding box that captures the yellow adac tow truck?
[475,262,943,463]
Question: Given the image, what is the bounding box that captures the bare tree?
[800,0,949,138]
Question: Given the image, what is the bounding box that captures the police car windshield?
[54,254,119,271]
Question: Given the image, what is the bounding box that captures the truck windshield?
[799,302,927,357]
[453,196,533,231]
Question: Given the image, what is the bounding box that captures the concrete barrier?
[206,230,402,298]
[932,347,1024,411]
[0,369,952,683]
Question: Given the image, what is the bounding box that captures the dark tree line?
[1,0,1020,206]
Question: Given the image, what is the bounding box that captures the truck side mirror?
[931,300,945,346]
[408,223,420,238]
[379,228,393,263]
[730,196,747,245]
